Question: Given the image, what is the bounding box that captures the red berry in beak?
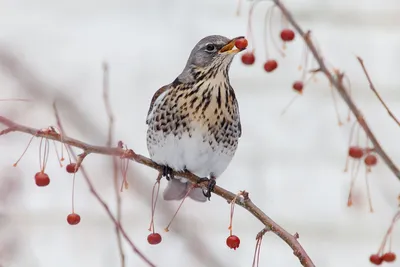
[234,38,248,50]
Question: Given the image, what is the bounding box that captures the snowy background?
[0,0,400,266]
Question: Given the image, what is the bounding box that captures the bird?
[146,35,244,202]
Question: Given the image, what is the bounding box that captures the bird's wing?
[229,85,242,138]
[238,119,242,138]
[146,84,170,124]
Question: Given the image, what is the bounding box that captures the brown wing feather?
[146,84,170,124]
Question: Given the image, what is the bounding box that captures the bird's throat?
[180,71,236,127]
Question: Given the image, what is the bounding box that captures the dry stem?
[356,57,400,128]
[102,62,126,267]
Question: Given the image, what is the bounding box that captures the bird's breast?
[183,76,237,123]
[148,74,241,143]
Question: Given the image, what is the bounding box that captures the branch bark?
[0,115,315,267]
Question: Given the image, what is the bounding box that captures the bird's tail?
[163,179,207,202]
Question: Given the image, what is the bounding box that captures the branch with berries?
[237,0,399,265]
[241,0,399,180]
[1,1,399,266]
[275,1,400,179]
[0,114,315,267]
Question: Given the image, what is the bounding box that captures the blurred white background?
[0,0,400,266]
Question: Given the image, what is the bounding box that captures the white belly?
[147,125,235,178]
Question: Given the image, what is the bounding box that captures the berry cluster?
[348,146,377,167]
[13,127,82,226]
[370,252,396,265]
[344,120,380,212]
[240,28,295,73]
[240,3,311,98]
[369,212,399,265]
[346,145,378,211]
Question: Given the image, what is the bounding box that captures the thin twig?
[125,167,228,267]
[356,57,400,128]
[272,0,400,180]
[0,115,314,267]
[48,109,154,267]
[72,152,154,267]
[102,62,125,267]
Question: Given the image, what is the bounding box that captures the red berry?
[235,38,248,50]
[364,154,378,166]
[66,163,78,173]
[369,254,383,265]
[241,52,255,65]
[67,213,81,225]
[226,235,240,250]
[147,233,162,245]
[348,146,364,159]
[263,60,278,72]
[280,29,295,42]
[292,81,304,93]
[382,252,396,262]
[35,172,50,187]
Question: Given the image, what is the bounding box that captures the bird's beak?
[219,36,246,54]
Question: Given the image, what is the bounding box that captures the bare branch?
[0,49,105,141]
[0,115,315,267]
[356,57,400,128]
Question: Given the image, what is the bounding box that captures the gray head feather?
[178,35,237,83]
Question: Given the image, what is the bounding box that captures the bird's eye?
[205,44,216,52]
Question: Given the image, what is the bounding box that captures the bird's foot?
[197,177,216,201]
[162,165,174,181]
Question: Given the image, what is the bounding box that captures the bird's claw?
[162,166,174,181]
[197,177,216,201]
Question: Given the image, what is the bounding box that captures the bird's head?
[179,35,245,81]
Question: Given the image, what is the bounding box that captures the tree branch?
[0,115,315,267]
[356,57,400,128]
[272,0,400,180]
